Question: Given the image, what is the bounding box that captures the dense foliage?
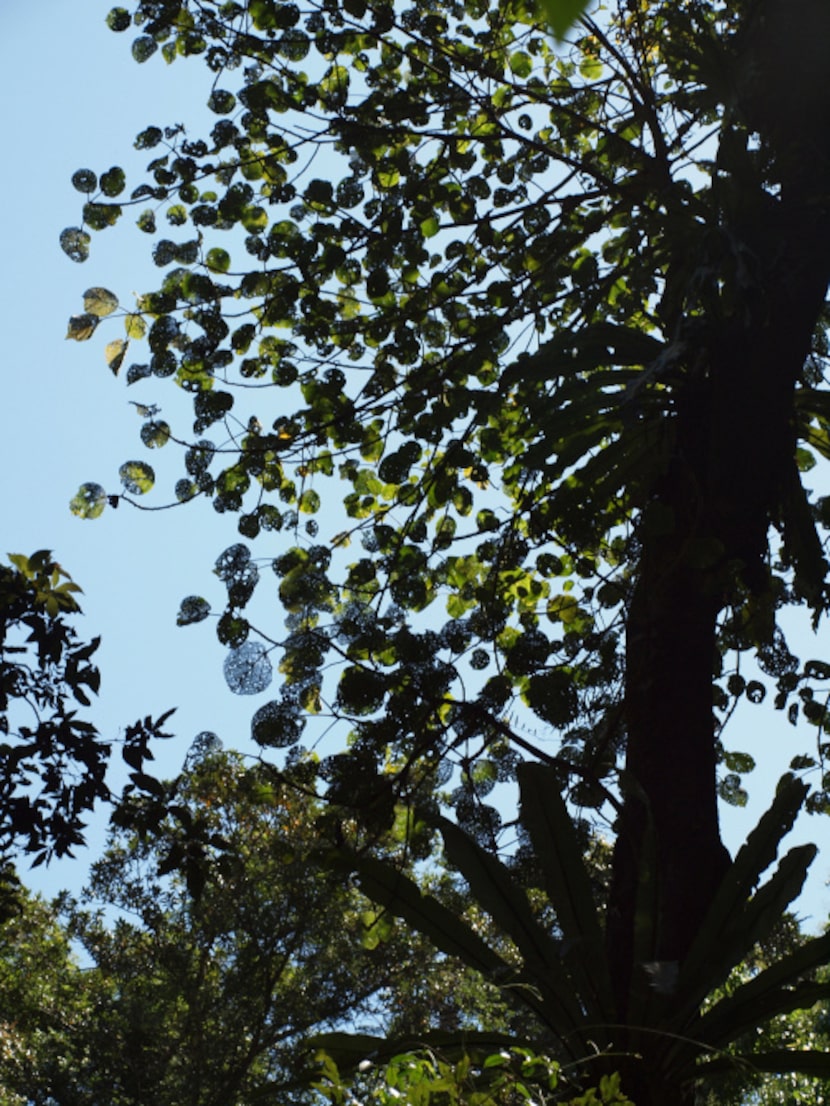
[0,552,106,870]
[0,549,176,879]
[62,0,830,1101]
[0,743,532,1105]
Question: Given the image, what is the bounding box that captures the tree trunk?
[606,5,830,1097]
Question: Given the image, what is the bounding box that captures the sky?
[2,0,830,929]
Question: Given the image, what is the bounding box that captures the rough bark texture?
[606,3,830,1100]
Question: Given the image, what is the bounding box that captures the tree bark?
[607,6,830,1098]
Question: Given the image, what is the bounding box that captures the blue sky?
[2,0,830,928]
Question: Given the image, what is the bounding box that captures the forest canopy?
[55,0,830,1102]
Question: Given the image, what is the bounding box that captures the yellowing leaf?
[125,313,147,339]
[105,339,128,375]
[83,286,120,317]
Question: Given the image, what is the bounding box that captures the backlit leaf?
[140,420,171,448]
[60,227,91,263]
[206,248,231,273]
[125,313,147,339]
[66,314,99,341]
[177,596,211,625]
[105,339,128,375]
[71,169,97,194]
[70,483,107,520]
[84,286,119,317]
[119,460,155,495]
[224,641,273,694]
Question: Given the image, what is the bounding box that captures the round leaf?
[100,166,126,197]
[140,420,171,448]
[71,169,98,194]
[205,248,231,273]
[132,35,157,62]
[251,699,305,746]
[124,313,147,339]
[70,483,107,520]
[223,642,273,695]
[60,227,91,263]
[83,286,120,317]
[177,596,211,625]
[106,7,131,31]
[208,89,236,114]
[119,461,155,495]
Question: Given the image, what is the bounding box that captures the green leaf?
[517,764,615,1026]
[509,51,533,78]
[125,313,147,339]
[100,166,126,197]
[205,247,231,273]
[208,90,236,114]
[692,931,830,1052]
[119,461,155,495]
[106,7,131,31]
[342,852,511,979]
[674,776,810,1020]
[83,286,119,317]
[60,227,91,263]
[420,214,440,238]
[435,816,586,1037]
[132,35,157,62]
[70,483,107,520]
[177,596,211,625]
[140,420,171,448]
[299,489,321,514]
[539,0,589,39]
[71,169,98,194]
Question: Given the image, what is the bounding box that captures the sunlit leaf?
[84,286,120,317]
[125,313,147,339]
[205,247,231,273]
[105,339,128,375]
[70,483,107,520]
[540,0,589,37]
[119,460,155,495]
[140,419,171,448]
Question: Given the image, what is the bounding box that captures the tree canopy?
[0,548,177,884]
[62,0,830,1101]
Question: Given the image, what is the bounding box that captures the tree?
[0,549,175,884]
[64,0,830,1101]
[0,883,106,1106]
[0,740,524,1105]
[0,551,106,872]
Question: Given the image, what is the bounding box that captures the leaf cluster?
[324,767,830,1101]
[0,552,107,866]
